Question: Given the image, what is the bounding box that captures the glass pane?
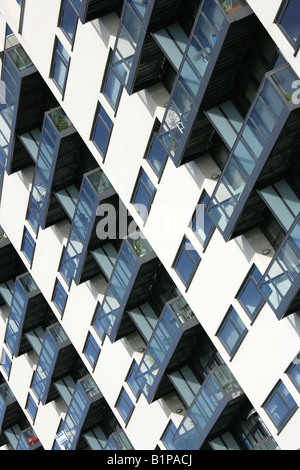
[279,0,300,45]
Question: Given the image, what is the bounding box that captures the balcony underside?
[229,109,300,240]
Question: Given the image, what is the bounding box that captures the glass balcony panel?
[87,169,112,194]
[7,45,33,70]
[179,61,202,98]
[251,100,276,139]
[113,36,135,85]
[194,15,217,59]
[279,242,300,280]
[260,81,284,118]
[232,141,256,179]
[289,223,300,253]
[241,122,264,159]
[122,7,141,46]
[272,65,299,102]
[204,0,225,31]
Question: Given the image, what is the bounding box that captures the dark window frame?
[21,227,36,266]
[236,265,265,323]
[172,236,201,290]
[52,278,68,316]
[90,102,113,161]
[216,306,248,359]
[83,332,101,370]
[101,49,123,114]
[131,168,156,223]
[115,387,135,425]
[262,380,298,433]
[275,0,300,54]
[58,0,79,48]
[50,36,71,97]
[191,190,215,251]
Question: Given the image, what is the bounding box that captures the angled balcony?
[30,323,77,405]
[0,384,23,441]
[55,375,106,450]
[259,213,300,320]
[156,0,255,167]
[4,273,54,357]
[59,168,118,287]
[111,0,202,95]
[92,234,160,343]
[26,107,93,233]
[168,365,244,450]
[0,230,26,304]
[207,63,300,241]
[78,0,123,23]
[104,429,134,450]
[16,427,42,450]
[135,296,202,403]
[0,45,52,174]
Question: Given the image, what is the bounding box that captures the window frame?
[131,168,156,223]
[50,37,71,97]
[25,393,38,422]
[172,236,201,289]
[262,380,298,433]
[52,278,68,315]
[58,0,79,47]
[217,306,248,358]
[101,49,123,113]
[21,227,36,266]
[236,265,265,323]
[286,356,300,392]
[91,102,113,160]
[191,190,215,251]
[115,387,135,425]
[275,0,300,53]
[83,332,101,369]
[125,360,141,399]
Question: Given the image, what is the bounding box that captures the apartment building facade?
[0,0,299,451]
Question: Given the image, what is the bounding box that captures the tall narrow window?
[59,0,79,45]
[287,357,300,392]
[116,388,134,424]
[217,306,247,357]
[91,104,113,159]
[192,190,215,248]
[173,236,200,288]
[21,227,36,265]
[276,0,300,50]
[131,169,156,222]
[263,381,298,432]
[83,332,100,369]
[52,279,68,314]
[102,50,123,112]
[237,266,264,321]
[50,38,70,94]
[145,134,168,178]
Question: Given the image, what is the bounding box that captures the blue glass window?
[192,191,215,248]
[161,421,176,450]
[126,360,141,398]
[26,394,38,421]
[116,388,134,424]
[263,381,298,431]
[83,332,100,368]
[52,279,68,314]
[92,104,113,158]
[59,0,78,44]
[277,0,300,49]
[1,349,12,376]
[102,51,123,111]
[217,307,247,357]
[21,227,36,264]
[145,134,168,178]
[287,358,300,392]
[173,236,200,287]
[237,266,264,320]
[131,169,156,221]
[51,38,70,93]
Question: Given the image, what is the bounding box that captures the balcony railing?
[59,168,116,287]
[157,0,253,167]
[169,364,244,450]
[207,63,300,241]
[135,296,200,402]
[92,234,158,342]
